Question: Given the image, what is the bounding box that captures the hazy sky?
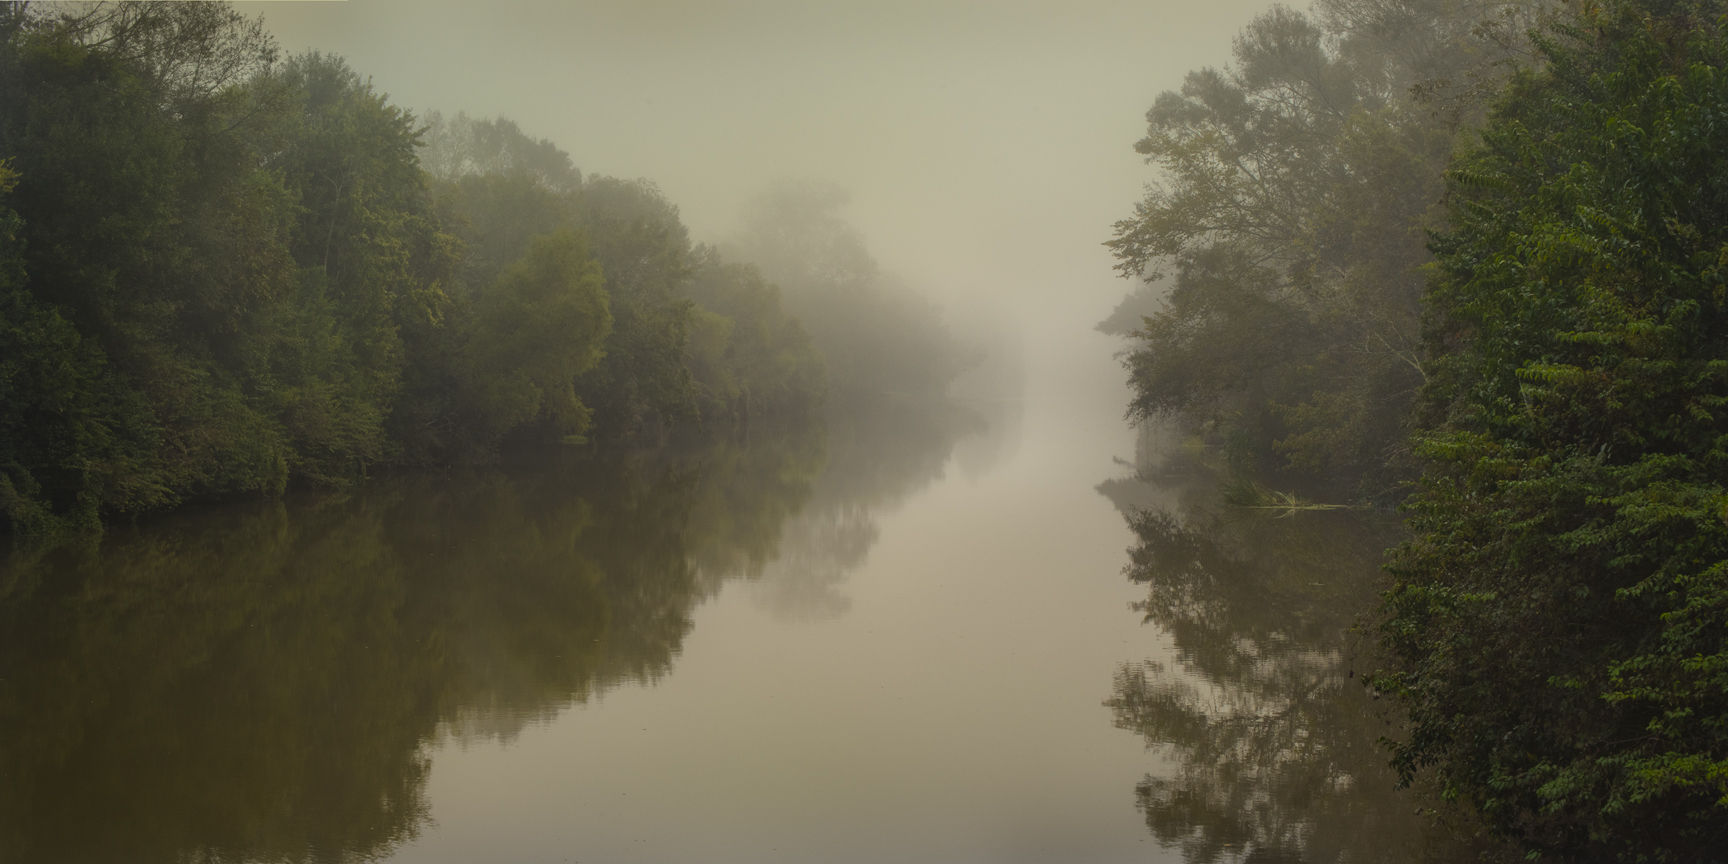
[256,0,1274,386]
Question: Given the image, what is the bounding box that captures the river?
[0,335,1474,863]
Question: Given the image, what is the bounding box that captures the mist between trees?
[1104,0,1728,858]
[0,2,982,537]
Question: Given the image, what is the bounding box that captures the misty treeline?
[1110,0,1728,857]
[718,182,983,398]
[0,2,978,535]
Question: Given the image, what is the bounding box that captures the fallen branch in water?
[1220,479,1355,515]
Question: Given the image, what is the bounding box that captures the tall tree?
[1107,0,1535,498]
[683,249,826,422]
[570,176,700,441]
[265,51,459,482]
[457,227,611,449]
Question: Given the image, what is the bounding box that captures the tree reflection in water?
[0,398,998,864]
[1101,437,1484,863]
[0,446,741,864]
[736,394,993,621]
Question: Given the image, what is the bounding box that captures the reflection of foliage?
[1106,503,1478,863]
[730,396,991,620]
[817,395,988,511]
[0,428,822,864]
[749,502,879,621]
[0,394,996,862]
[679,418,828,587]
[0,495,437,864]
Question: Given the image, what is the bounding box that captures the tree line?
[0,2,978,536]
[1110,0,1728,857]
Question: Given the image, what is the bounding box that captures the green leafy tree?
[419,110,580,193]
[0,158,112,533]
[418,114,820,443]
[265,51,459,482]
[398,152,583,462]
[458,227,611,448]
[1107,0,1535,498]
[0,3,826,533]
[0,5,474,530]
[683,248,826,422]
[1376,1,1728,856]
[570,176,701,441]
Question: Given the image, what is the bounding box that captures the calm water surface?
[1,342,1467,863]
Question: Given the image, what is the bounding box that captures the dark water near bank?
[1,357,1476,863]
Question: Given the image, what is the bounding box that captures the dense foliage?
[1114,0,1728,857]
[1374,0,1728,856]
[1106,0,1536,500]
[417,112,828,447]
[0,4,827,534]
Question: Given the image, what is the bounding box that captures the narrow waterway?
[1,335,1463,863]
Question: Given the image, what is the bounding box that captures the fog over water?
[257,0,1271,379]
